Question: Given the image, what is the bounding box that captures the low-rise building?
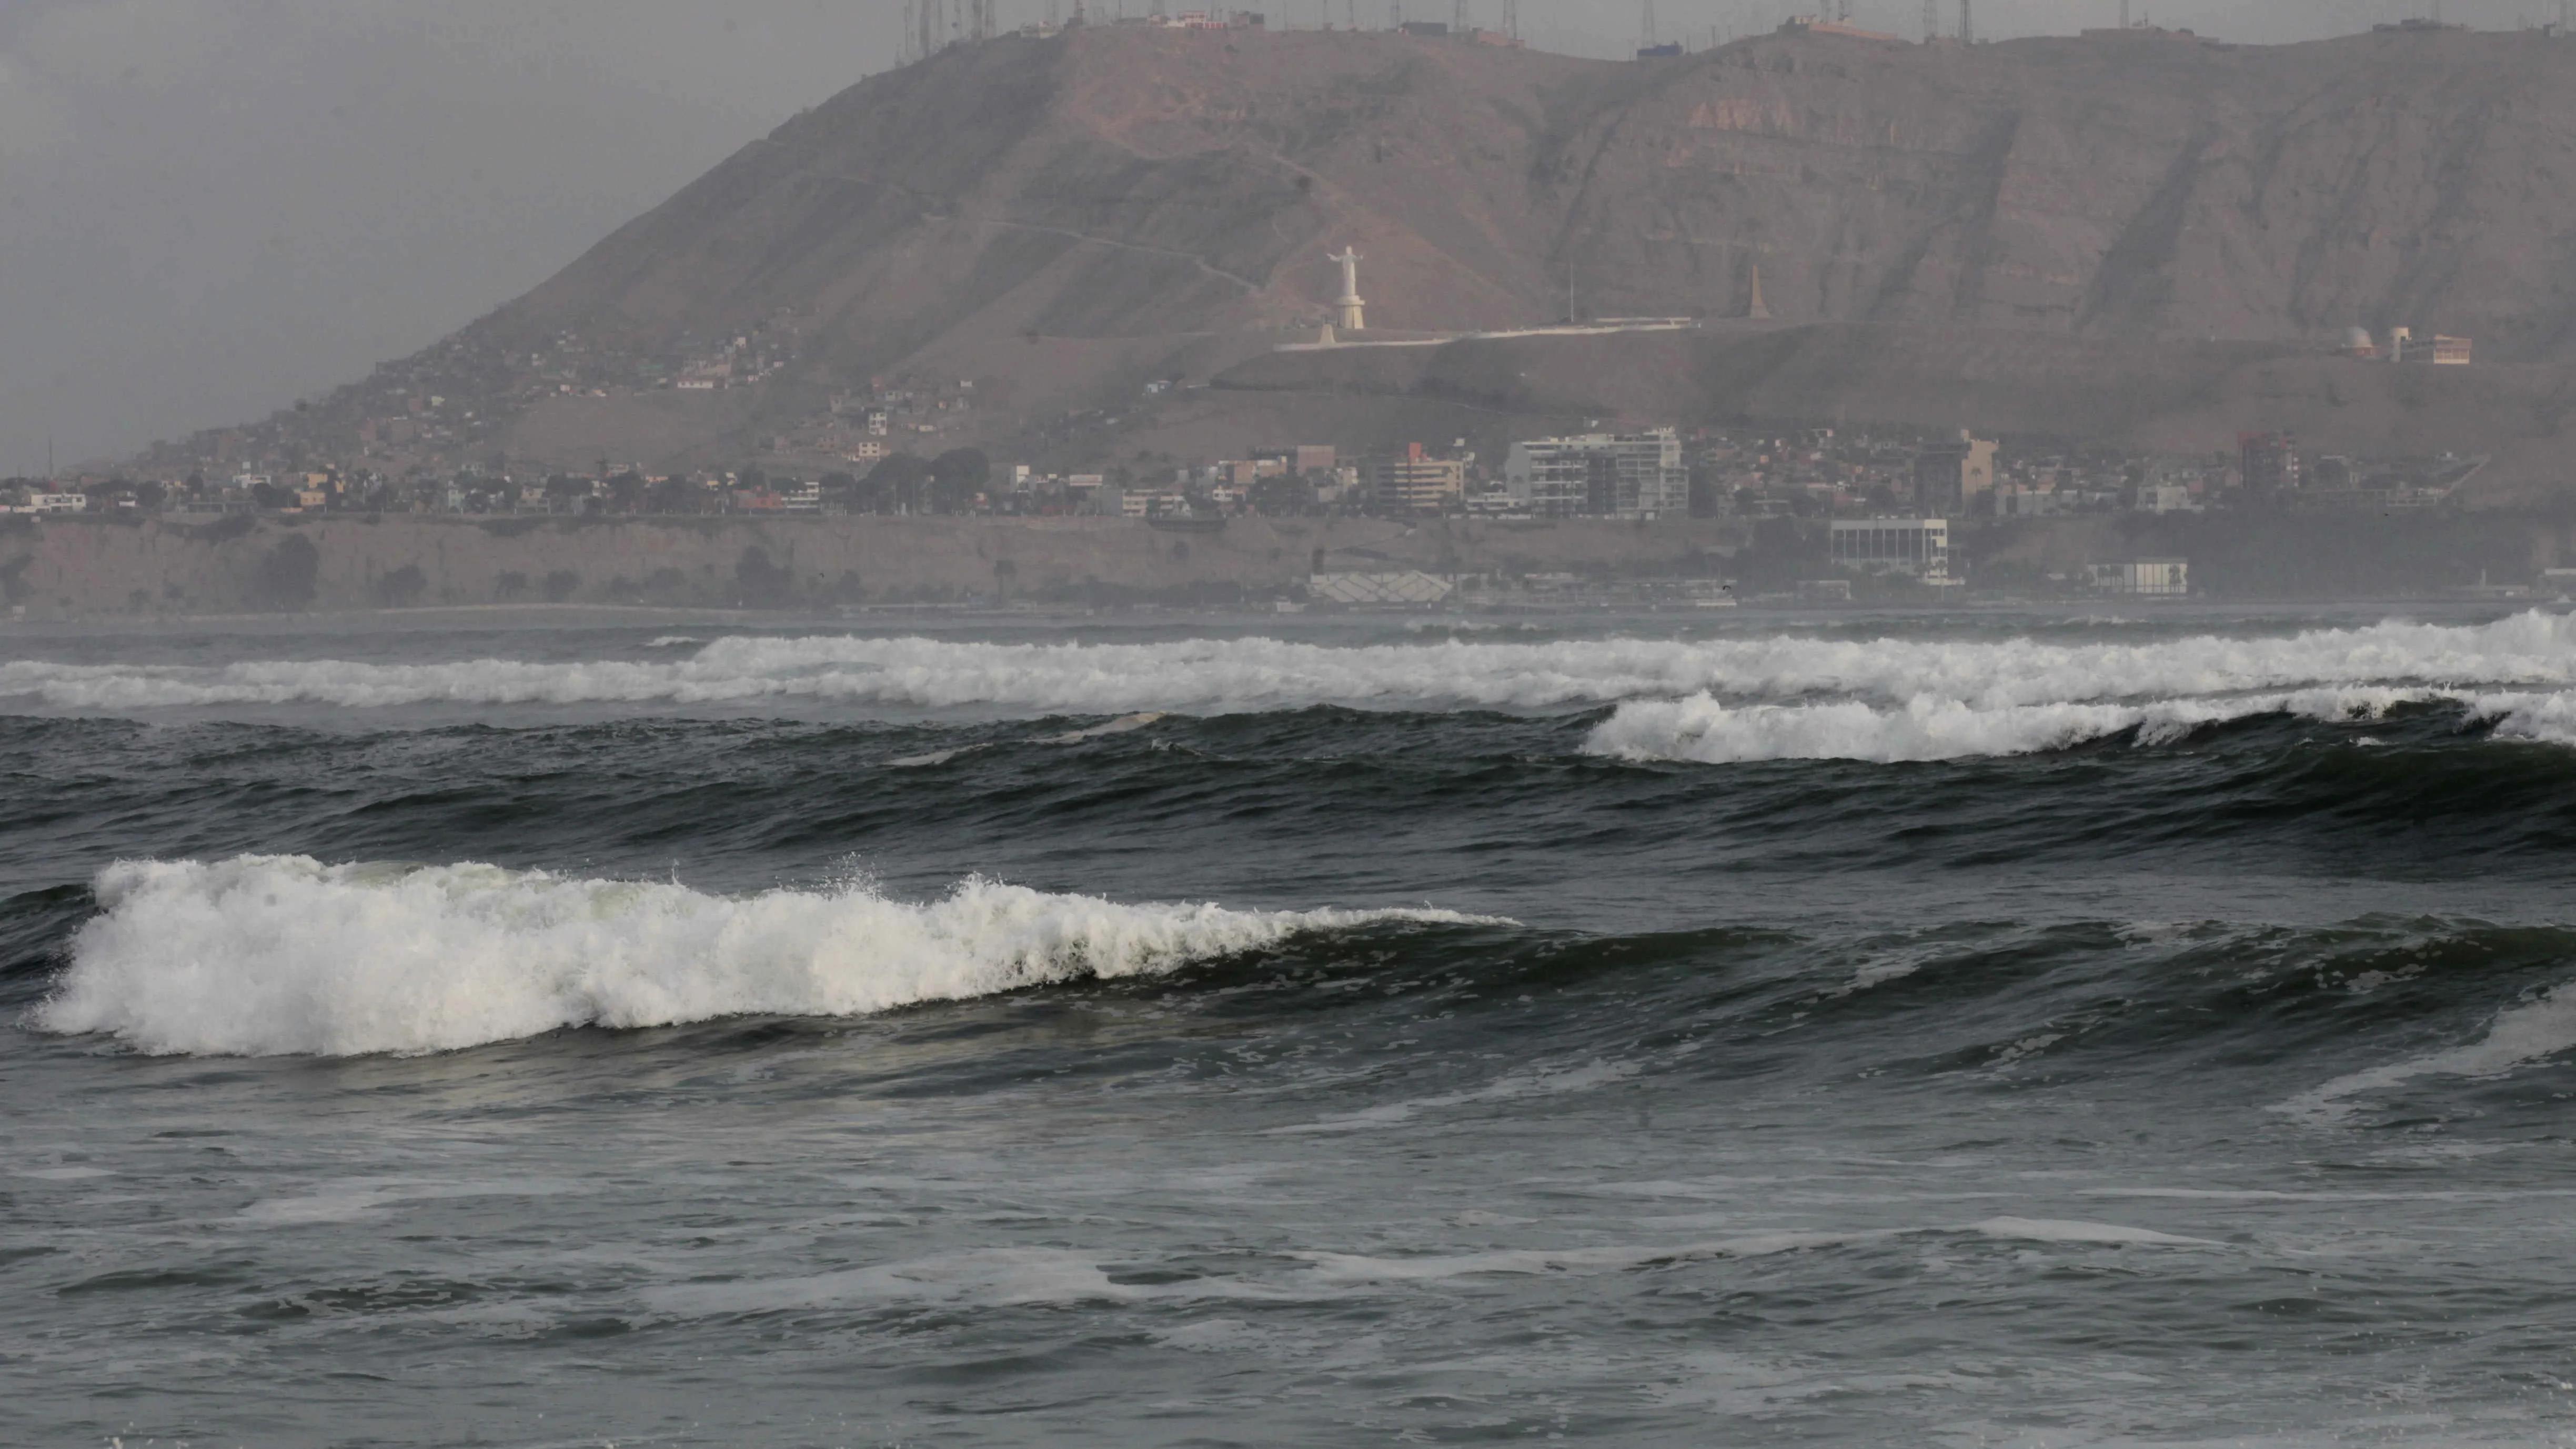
[2136,482,2199,514]
[1368,444,1469,515]
[1829,517,1953,583]
[2092,559,2191,596]
[1309,570,1455,607]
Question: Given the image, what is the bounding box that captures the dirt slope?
[157,22,2576,476]
[486,23,2576,366]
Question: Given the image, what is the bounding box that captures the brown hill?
[177,20,2576,478]
[508,20,2576,354]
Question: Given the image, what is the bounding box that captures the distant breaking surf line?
[5,613,2576,762]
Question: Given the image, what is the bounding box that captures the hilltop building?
[1779,15,1907,43]
[2385,328,2473,364]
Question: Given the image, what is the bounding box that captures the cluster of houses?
[10,421,2470,528]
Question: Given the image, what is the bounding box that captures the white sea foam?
[2278,985,2576,1124]
[32,856,1487,1058]
[1269,1057,1642,1134]
[643,1247,1308,1316]
[1296,1218,2210,1281]
[1963,1216,2215,1247]
[5,611,2575,726]
[1583,685,2539,765]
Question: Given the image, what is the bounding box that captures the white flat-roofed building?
[1830,518,1953,583]
[26,492,89,514]
[1367,446,1468,515]
[1503,429,1687,518]
[2091,559,2190,596]
[1309,570,1455,606]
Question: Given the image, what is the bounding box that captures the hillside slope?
[491,23,2576,357]
[153,21,2576,474]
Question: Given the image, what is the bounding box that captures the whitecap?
[2277,985,2576,1124]
[7,610,2576,722]
[32,856,1494,1058]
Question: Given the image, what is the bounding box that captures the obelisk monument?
[1329,248,1366,333]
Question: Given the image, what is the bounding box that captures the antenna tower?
[1959,0,1974,43]
[1504,0,1518,38]
[1642,0,1657,46]
[1923,0,1939,41]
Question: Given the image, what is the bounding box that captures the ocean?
[8,605,2576,1447]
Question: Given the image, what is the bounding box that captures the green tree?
[864,454,933,514]
[929,449,991,514]
[648,475,698,514]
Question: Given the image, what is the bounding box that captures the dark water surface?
[8,608,2576,1447]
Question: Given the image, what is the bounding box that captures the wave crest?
[33,857,1484,1058]
[10,610,2576,717]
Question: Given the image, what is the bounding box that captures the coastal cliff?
[0,513,1744,620]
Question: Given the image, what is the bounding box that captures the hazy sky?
[3,0,2558,475]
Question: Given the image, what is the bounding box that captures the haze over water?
[9,605,2576,1445]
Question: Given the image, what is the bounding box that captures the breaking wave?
[32,857,1488,1058]
[2277,984,2576,1124]
[10,613,2576,763]
[1579,687,2576,764]
[5,612,2576,722]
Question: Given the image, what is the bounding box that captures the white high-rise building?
[1503,429,1687,518]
